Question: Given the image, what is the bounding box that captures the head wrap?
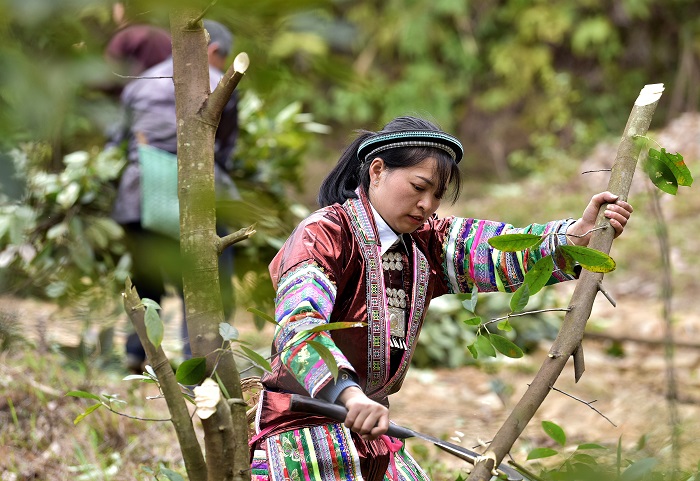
[357,130,464,164]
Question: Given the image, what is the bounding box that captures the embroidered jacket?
[261,189,575,403]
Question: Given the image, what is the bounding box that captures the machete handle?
[289,394,416,439]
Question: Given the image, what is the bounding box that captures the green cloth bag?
[138,144,180,239]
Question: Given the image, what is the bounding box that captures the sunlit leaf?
[542,420,566,446]
[490,334,523,358]
[527,447,558,460]
[558,245,616,273]
[475,334,496,358]
[144,305,164,349]
[73,403,102,425]
[510,283,530,313]
[524,255,554,295]
[176,357,207,385]
[620,457,659,481]
[240,346,272,373]
[488,233,544,252]
[306,340,339,381]
[65,390,101,401]
[219,322,239,342]
[466,343,478,359]
[303,322,366,334]
[247,307,278,325]
[463,316,482,326]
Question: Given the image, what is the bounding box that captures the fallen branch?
[467,84,665,481]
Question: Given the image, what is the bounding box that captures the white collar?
[369,203,401,256]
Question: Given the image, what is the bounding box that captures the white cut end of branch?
[233,52,250,73]
[193,378,220,419]
[635,83,664,106]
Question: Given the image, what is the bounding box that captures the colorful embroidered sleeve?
[273,261,356,397]
[439,217,577,294]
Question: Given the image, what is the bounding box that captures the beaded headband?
[357,130,464,164]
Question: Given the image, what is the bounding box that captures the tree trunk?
[170,10,250,481]
[467,84,665,481]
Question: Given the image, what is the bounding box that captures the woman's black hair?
[317,116,462,207]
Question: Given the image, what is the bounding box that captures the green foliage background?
[1,0,699,356]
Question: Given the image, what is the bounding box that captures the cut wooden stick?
[466,83,665,481]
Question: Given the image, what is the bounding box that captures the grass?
[0,345,187,480]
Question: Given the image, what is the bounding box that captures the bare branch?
[566,225,608,239]
[581,168,613,174]
[549,385,617,427]
[103,404,171,422]
[597,280,617,307]
[218,225,256,253]
[187,0,218,27]
[485,308,571,326]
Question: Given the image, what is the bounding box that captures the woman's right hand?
[337,386,389,440]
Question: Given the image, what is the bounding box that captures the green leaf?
[527,447,558,460]
[176,357,207,385]
[617,436,623,476]
[141,298,162,310]
[240,345,272,373]
[463,316,482,326]
[497,320,512,332]
[144,305,164,349]
[466,343,478,359]
[65,390,101,401]
[542,420,567,446]
[558,245,616,273]
[510,283,530,313]
[577,443,607,450]
[523,255,554,295]
[644,149,678,195]
[247,307,277,325]
[303,321,366,334]
[160,466,185,481]
[73,403,102,425]
[648,148,693,187]
[475,334,496,358]
[571,453,598,465]
[488,233,544,252]
[306,340,339,381]
[461,285,479,312]
[490,334,523,358]
[219,322,239,341]
[620,457,658,481]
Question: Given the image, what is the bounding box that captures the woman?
[250,116,632,481]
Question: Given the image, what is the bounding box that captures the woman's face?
[368,156,442,234]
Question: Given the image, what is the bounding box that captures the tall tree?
[124,8,252,481]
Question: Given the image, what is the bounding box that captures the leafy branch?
[467,83,666,481]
